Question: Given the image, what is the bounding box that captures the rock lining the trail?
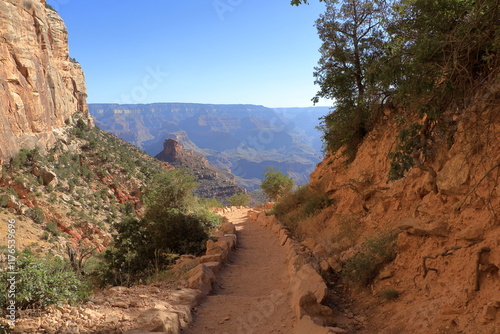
[248,209,347,334]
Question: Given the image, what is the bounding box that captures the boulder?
[206,240,226,260]
[32,165,58,186]
[257,212,268,226]
[105,286,129,296]
[293,315,334,334]
[219,234,237,250]
[301,238,319,252]
[220,222,236,235]
[199,254,222,264]
[279,228,289,246]
[408,222,449,237]
[436,153,470,195]
[482,302,499,321]
[456,227,485,242]
[172,304,192,328]
[204,261,222,274]
[169,289,203,308]
[290,264,329,319]
[186,264,215,296]
[130,308,180,333]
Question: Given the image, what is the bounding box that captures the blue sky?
[47,0,329,108]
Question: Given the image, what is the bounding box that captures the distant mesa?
[89,103,328,189]
[155,139,245,201]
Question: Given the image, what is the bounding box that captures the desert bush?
[45,221,61,237]
[272,185,332,233]
[27,206,45,224]
[380,289,400,301]
[0,323,12,334]
[102,170,217,285]
[10,148,39,170]
[0,195,9,208]
[342,233,397,286]
[227,192,250,207]
[199,198,223,210]
[0,254,89,310]
[260,167,295,201]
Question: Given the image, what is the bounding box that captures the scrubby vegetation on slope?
[0,114,221,315]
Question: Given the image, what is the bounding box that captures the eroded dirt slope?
[301,83,500,333]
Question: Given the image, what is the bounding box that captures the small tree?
[103,169,215,284]
[260,167,295,202]
[227,192,250,207]
[314,0,388,160]
[144,169,198,219]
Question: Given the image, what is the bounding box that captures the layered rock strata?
[0,0,88,163]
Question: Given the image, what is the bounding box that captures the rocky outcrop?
[0,0,88,163]
[159,138,184,161]
[155,139,246,202]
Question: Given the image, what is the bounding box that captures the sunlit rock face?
[0,0,88,163]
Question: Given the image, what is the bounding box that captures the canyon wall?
[90,103,322,189]
[0,0,88,163]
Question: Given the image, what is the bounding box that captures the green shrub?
[342,233,397,286]
[0,195,9,208]
[272,185,332,233]
[10,149,32,170]
[0,323,13,334]
[103,170,215,285]
[318,105,373,162]
[0,254,89,310]
[27,206,45,224]
[45,221,61,237]
[199,198,223,210]
[260,167,295,202]
[227,192,250,207]
[380,289,400,301]
[44,3,56,11]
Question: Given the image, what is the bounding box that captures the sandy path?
[182,209,295,334]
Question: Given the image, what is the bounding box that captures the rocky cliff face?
[0,0,88,163]
[156,138,246,202]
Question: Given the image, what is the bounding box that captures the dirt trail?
[182,209,295,334]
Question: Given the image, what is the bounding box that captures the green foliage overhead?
[308,0,499,173]
[290,0,323,5]
[260,167,295,202]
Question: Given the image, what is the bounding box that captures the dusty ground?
[183,209,296,334]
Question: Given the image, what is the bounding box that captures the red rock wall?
[0,0,88,163]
